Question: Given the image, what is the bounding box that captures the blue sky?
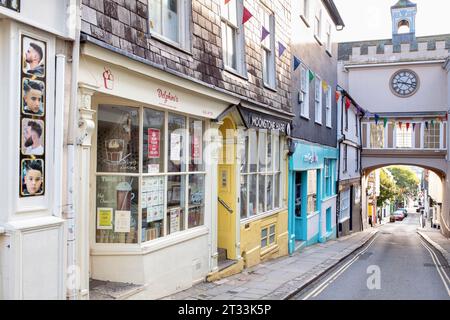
[334,0,450,42]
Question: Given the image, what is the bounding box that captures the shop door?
[217,118,237,260]
[294,171,307,241]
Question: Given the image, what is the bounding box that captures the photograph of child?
[22,119,44,155]
[22,37,45,77]
[22,78,44,116]
[21,159,44,196]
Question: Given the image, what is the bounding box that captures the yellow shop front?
[209,104,291,281]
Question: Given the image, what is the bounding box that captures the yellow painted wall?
[239,210,289,268]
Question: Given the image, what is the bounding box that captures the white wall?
[428,170,443,203]
[339,145,360,182]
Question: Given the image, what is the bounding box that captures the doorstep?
[89,279,147,300]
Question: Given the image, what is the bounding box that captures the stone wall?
[81,0,292,115]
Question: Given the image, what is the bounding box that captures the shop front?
[77,42,239,299]
[337,180,362,237]
[288,141,338,254]
[207,105,291,280]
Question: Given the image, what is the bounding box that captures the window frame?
[300,0,310,27]
[339,189,350,223]
[306,169,318,215]
[300,65,310,119]
[261,224,276,249]
[395,125,413,149]
[262,7,276,89]
[424,122,441,149]
[315,76,322,125]
[325,21,332,54]
[314,8,322,45]
[343,144,348,173]
[325,85,332,128]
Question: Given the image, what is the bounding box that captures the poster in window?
[114,210,131,233]
[169,207,181,233]
[170,132,181,161]
[97,207,113,230]
[148,128,160,159]
[192,132,202,163]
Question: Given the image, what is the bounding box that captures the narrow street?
[293,213,450,300]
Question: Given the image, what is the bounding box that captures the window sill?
[224,66,249,81]
[263,83,277,92]
[300,15,310,28]
[307,211,320,219]
[326,124,332,129]
[149,32,193,57]
[261,243,279,257]
[241,207,288,224]
[315,120,323,126]
[314,35,323,46]
[325,49,332,57]
[300,114,310,120]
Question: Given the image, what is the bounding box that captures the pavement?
[162,228,378,300]
[417,224,450,265]
[292,213,450,300]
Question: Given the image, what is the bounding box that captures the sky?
[333,0,450,42]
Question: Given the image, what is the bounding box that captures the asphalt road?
[293,213,450,300]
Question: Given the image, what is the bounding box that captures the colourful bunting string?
[242,6,253,24]
[278,42,286,57]
[261,26,270,42]
[293,56,301,71]
[308,70,315,82]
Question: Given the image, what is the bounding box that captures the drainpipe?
[65,0,81,300]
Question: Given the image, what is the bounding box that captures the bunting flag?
[446,114,448,121]
[242,6,253,24]
[406,122,410,131]
[322,81,329,91]
[383,118,388,128]
[308,70,315,82]
[431,119,435,126]
[374,114,380,125]
[345,97,351,109]
[293,56,301,71]
[278,42,286,57]
[224,0,231,4]
[412,123,416,131]
[398,121,403,129]
[261,26,270,42]
[425,121,429,130]
[335,91,341,102]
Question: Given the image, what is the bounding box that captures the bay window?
[95,105,206,244]
[240,129,284,219]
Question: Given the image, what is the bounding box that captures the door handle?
[218,197,233,214]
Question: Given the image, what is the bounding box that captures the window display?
[95,106,205,244]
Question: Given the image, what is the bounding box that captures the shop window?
[148,0,190,49]
[339,189,350,222]
[307,170,317,214]
[300,66,310,118]
[221,0,246,75]
[424,122,440,149]
[240,129,283,219]
[95,105,206,244]
[262,8,276,88]
[261,224,276,249]
[324,159,331,197]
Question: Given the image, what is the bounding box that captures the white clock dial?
[390,70,419,97]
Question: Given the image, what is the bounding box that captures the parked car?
[397,208,408,217]
[393,210,405,221]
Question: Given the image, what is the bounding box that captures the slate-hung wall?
[80,0,292,115]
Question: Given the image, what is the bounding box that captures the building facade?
[78,0,293,299]
[336,90,364,236]
[338,0,450,235]
[287,0,344,254]
[0,0,76,299]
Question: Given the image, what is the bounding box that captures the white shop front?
[78,42,238,299]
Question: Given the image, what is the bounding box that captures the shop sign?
[239,106,292,136]
[157,88,179,108]
[303,152,318,164]
[148,128,160,159]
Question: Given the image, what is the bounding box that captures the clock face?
[390,70,419,97]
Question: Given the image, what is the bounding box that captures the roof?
[391,0,417,9]
[321,0,345,28]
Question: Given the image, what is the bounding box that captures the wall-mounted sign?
[20,34,47,197]
[0,0,20,12]
[157,88,179,107]
[239,106,292,136]
[303,152,318,164]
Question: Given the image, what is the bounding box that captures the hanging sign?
[239,106,292,136]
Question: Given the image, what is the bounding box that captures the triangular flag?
[335,91,341,102]
[242,6,253,24]
[345,97,351,109]
[278,42,286,57]
[224,0,231,4]
[413,123,416,131]
[383,118,388,128]
[261,26,270,42]
[406,122,410,131]
[431,119,435,126]
[398,122,403,129]
[308,70,315,82]
[374,114,380,125]
[322,81,328,91]
[293,56,301,71]
[425,121,429,130]
[446,114,448,121]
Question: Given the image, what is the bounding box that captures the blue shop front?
[288,140,338,254]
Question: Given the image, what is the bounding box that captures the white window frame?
[355,149,359,173]
[314,8,322,45]
[300,0,310,26]
[148,0,191,50]
[307,170,318,215]
[395,125,413,149]
[339,189,350,223]
[315,76,322,125]
[325,85,332,128]
[326,22,332,54]
[343,144,348,173]
[300,65,310,119]
[262,7,276,89]
[424,122,441,149]
[221,0,246,76]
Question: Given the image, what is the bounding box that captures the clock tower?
[391,0,417,46]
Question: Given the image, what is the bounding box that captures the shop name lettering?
[250,116,287,133]
[157,89,179,104]
[304,153,318,164]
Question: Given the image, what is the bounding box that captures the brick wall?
[81,0,292,115]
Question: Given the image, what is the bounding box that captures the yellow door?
[217,117,237,260]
